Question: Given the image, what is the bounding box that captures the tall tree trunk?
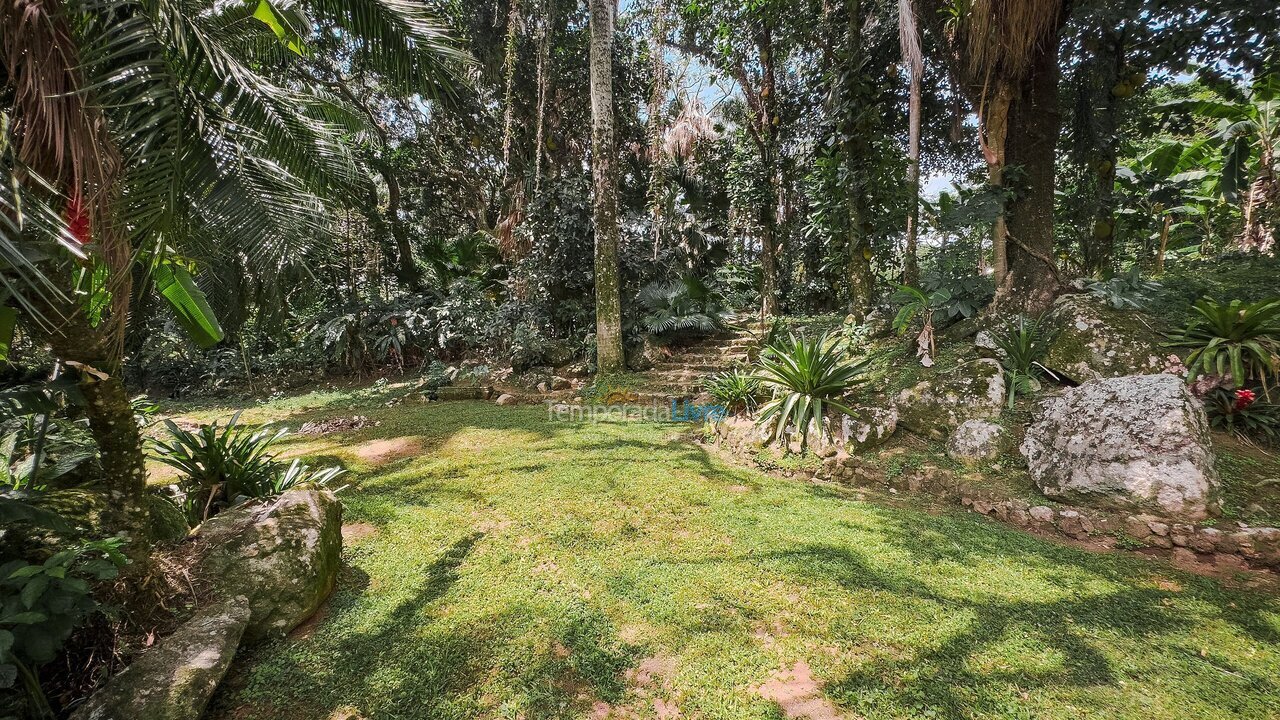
[377,163,422,292]
[982,84,1014,286]
[588,0,624,374]
[843,0,874,319]
[996,36,1064,314]
[757,31,782,319]
[899,0,922,287]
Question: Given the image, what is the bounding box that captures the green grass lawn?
[193,393,1280,720]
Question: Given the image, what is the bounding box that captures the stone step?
[651,362,726,373]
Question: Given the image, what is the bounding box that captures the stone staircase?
[635,319,764,398]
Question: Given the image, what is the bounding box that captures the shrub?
[703,369,761,415]
[153,412,343,521]
[1084,267,1162,309]
[753,333,867,450]
[1,537,127,717]
[991,315,1057,408]
[1165,298,1280,390]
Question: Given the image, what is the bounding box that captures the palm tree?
[588,0,625,374]
[925,0,1070,313]
[0,0,467,534]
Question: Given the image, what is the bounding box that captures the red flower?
[65,193,91,245]
[1234,389,1257,411]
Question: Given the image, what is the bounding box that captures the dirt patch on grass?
[588,655,683,719]
[351,436,421,464]
[342,522,378,542]
[755,661,852,720]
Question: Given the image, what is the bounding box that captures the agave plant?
[991,315,1057,408]
[1166,298,1280,391]
[703,369,761,416]
[753,333,867,450]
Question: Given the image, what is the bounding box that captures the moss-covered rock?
[69,598,250,720]
[1042,294,1168,382]
[192,489,342,642]
[894,358,1006,440]
[145,493,189,542]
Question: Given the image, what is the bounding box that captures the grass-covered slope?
[188,394,1280,720]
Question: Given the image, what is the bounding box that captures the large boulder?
[895,359,1006,439]
[70,599,251,720]
[1020,374,1220,520]
[1042,294,1167,382]
[946,420,1009,464]
[192,489,342,641]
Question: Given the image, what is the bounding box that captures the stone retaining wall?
[708,417,1280,571]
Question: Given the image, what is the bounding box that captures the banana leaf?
[154,263,224,348]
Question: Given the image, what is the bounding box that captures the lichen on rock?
[895,358,1006,439]
[1020,374,1220,520]
[1042,294,1167,382]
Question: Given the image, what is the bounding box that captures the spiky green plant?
[703,369,761,416]
[753,333,867,450]
[1166,298,1280,391]
[991,315,1056,408]
[153,411,286,520]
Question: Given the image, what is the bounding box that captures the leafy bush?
[920,271,993,322]
[1,537,127,717]
[1205,388,1280,445]
[703,369,761,415]
[991,315,1057,408]
[1165,298,1280,389]
[1084,267,1163,309]
[754,333,867,450]
[636,275,728,338]
[153,412,343,521]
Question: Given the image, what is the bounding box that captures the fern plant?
[753,333,867,450]
[703,369,761,416]
[991,315,1056,408]
[1166,298,1280,392]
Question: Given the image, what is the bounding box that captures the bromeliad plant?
[1205,387,1280,446]
[991,315,1057,408]
[703,369,761,416]
[1166,298,1280,393]
[753,333,867,451]
[153,412,343,522]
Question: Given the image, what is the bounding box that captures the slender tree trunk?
[377,164,422,292]
[757,31,782,319]
[1239,146,1277,253]
[1155,214,1171,274]
[983,84,1014,286]
[899,0,922,287]
[996,36,1064,314]
[903,66,922,287]
[588,0,624,374]
[843,0,874,319]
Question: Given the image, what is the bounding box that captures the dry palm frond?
[662,98,717,161]
[898,0,923,80]
[958,0,1065,86]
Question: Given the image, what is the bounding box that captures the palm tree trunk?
[843,0,874,320]
[996,35,1064,314]
[588,0,624,374]
[899,0,922,287]
[1239,148,1277,253]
